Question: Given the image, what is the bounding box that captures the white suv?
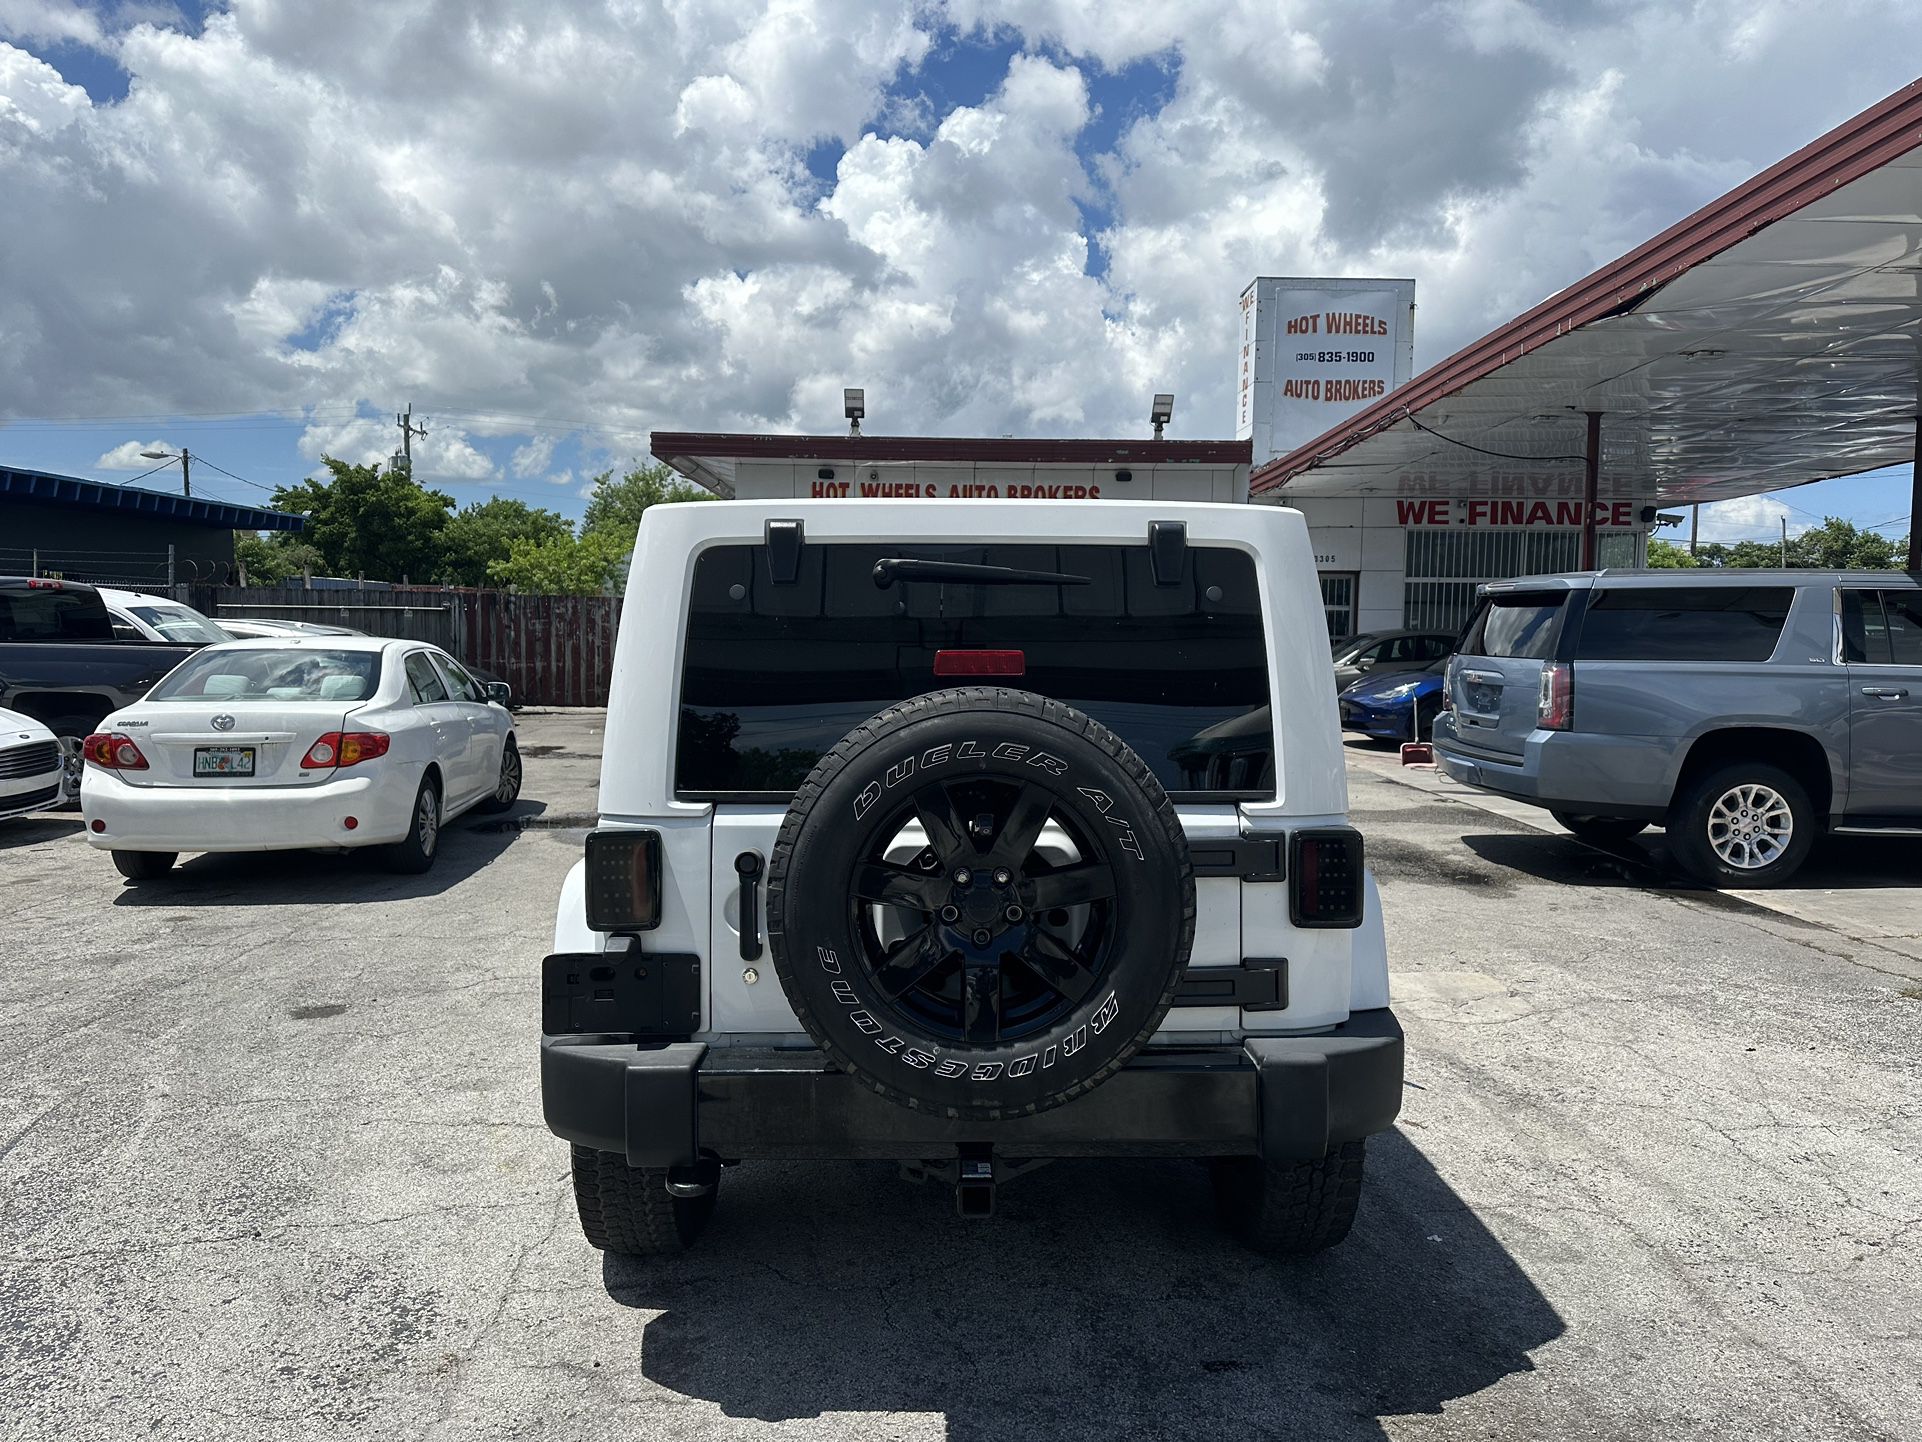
[541,499,1402,1256]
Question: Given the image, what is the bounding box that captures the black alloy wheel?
[847,773,1120,1047]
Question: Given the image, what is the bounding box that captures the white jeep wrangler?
[541,499,1401,1256]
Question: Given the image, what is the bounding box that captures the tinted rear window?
[676,542,1272,799]
[0,587,113,641]
[1459,592,1566,660]
[1576,586,1792,662]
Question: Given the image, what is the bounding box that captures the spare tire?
[765,688,1195,1120]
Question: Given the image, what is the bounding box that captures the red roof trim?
[1250,76,1922,493]
[652,432,1252,466]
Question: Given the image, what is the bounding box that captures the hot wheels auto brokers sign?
[809,479,1103,499]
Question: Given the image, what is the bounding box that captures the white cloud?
[0,0,1917,475]
[95,438,175,469]
[1692,494,1807,545]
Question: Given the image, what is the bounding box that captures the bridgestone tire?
[569,1146,714,1256]
[766,688,1196,1121]
[1211,1140,1366,1257]
[1667,761,1815,888]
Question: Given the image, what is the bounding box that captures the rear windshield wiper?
[872,558,1091,589]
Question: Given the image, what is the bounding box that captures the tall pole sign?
[1237,277,1416,467]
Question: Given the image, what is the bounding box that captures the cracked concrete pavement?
[2,711,1917,1440]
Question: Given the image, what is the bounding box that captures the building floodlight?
[844,388,865,436]
[1150,393,1174,439]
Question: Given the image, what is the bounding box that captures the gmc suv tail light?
[585,829,664,931]
[82,732,149,770]
[1538,662,1574,731]
[1289,828,1365,928]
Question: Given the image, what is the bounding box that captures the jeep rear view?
[540,499,1403,1256]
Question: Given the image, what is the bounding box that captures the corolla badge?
[211,714,236,732]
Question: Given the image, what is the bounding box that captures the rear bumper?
[80,765,417,851]
[1432,718,1673,819]
[541,1007,1405,1167]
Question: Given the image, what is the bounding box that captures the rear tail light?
[1289,828,1365,929]
[83,732,149,770]
[933,649,1026,677]
[585,829,664,931]
[1538,663,1573,731]
[301,731,391,768]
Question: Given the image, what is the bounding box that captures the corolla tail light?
[83,732,149,770]
[301,732,391,768]
[585,829,664,932]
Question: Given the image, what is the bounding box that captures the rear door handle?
[1861,687,1910,700]
[734,850,764,961]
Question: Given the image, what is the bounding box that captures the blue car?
[1338,658,1448,743]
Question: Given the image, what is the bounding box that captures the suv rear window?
[1576,586,1792,662]
[1459,591,1566,660]
[676,542,1272,800]
[0,586,113,641]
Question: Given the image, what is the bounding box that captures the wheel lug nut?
[954,868,972,885]
[940,904,960,923]
[972,928,992,947]
[1004,904,1024,922]
[993,868,1011,885]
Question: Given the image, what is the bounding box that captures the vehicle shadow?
[105,798,546,906]
[1461,829,1922,894]
[0,814,83,851]
[608,1129,1562,1440]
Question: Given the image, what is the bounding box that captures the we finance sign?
[1396,498,1638,528]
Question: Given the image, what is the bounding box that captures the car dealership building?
[658,77,1922,639]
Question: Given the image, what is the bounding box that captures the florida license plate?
[194,746,256,777]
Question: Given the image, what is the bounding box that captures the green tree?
[233,532,324,585]
[581,462,706,541]
[1780,516,1903,570]
[271,458,454,582]
[435,497,573,586]
[1645,539,1698,568]
[486,529,631,595]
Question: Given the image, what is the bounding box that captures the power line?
[1406,415,1588,465]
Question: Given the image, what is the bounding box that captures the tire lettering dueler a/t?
[764,687,1196,1121]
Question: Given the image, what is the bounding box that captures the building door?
[1320,573,1358,637]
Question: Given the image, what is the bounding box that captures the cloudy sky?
[0,0,1917,541]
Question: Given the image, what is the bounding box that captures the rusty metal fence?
[200,586,621,706]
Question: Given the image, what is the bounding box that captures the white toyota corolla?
[81,636,521,880]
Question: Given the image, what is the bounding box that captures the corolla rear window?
[676,541,1273,800]
[149,649,381,703]
[1459,592,1566,660]
[130,604,232,644]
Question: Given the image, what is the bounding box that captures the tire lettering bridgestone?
[818,946,841,974]
[1089,992,1120,1034]
[850,1010,882,1035]
[933,1059,967,1078]
[831,979,858,1006]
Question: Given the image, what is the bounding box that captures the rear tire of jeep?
[1551,811,1649,845]
[569,1145,715,1256]
[1667,761,1815,888]
[766,687,1196,1121]
[1211,1139,1366,1257]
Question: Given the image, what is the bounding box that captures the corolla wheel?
[765,687,1195,1121]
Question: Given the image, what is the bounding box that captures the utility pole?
[1780,515,1789,568]
[179,448,191,498]
[396,405,427,474]
[1689,503,1699,558]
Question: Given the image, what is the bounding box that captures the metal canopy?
[1252,78,1922,506]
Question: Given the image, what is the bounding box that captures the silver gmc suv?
[1432,570,1922,887]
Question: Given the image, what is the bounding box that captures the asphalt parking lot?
[3,712,1917,1442]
